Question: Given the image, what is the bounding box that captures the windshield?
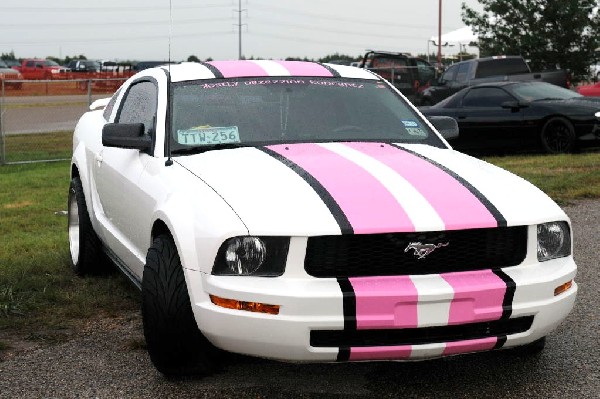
[170,77,443,154]
[512,82,582,101]
[44,60,60,67]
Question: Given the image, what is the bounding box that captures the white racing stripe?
[318,142,446,232]
[249,60,291,76]
[410,274,454,327]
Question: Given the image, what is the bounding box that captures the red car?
[576,82,600,97]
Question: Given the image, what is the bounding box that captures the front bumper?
[185,253,577,362]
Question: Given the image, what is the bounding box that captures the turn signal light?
[554,280,573,296]
[210,294,280,315]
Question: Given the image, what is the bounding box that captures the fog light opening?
[554,280,573,296]
[210,294,280,315]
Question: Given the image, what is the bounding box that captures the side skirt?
[103,245,142,290]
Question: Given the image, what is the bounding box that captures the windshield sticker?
[402,120,419,128]
[177,126,240,145]
[200,79,366,89]
[244,79,307,85]
[405,127,427,137]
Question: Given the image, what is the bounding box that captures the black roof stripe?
[198,61,224,79]
[257,146,354,235]
[318,62,341,78]
[391,144,508,228]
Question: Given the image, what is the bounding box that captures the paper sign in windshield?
[402,120,427,137]
[177,126,240,145]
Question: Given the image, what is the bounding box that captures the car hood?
[0,67,19,74]
[175,142,566,236]
[533,97,600,111]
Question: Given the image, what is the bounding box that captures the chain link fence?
[0,78,125,165]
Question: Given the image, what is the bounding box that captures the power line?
[0,31,233,46]
[0,17,233,29]
[0,3,230,12]
[248,17,431,41]
[250,2,461,32]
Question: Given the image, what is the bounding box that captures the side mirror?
[427,116,459,140]
[501,100,528,110]
[102,123,152,151]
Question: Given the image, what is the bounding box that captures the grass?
[0,161,139,335]
[0,151,598,339]
[2,131,72,163]
[484,150,600,204]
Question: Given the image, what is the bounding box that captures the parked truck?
[418,56,571,105]
[13,59,70,80]
[358,50,437,103]
[0,59,23,89]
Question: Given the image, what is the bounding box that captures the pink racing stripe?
[443,337,497,355]
[350,345,412,361]
[207,60,268,78]
[441,270,506,325]
[350,276,419,329]
[267,143,415,234]
[273,61,333,77]
[344,142,497,230]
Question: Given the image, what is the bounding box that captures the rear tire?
[540,117,576,154]
[142,234,220,376]
[68,177,104,275]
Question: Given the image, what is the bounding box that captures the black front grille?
[304,226,527,278]
[310,316,533,348]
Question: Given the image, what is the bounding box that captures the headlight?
[537,221,571,261]
[212,236,290,276]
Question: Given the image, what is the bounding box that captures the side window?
[415,59,435,83]
[25,61,34,67]
[441,65,458,82]
[116,81,158,135]
[461,87,515,108]
[103,88,122,121]
[455,63,470,83]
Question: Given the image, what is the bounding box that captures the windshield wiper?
[172,143,248,155]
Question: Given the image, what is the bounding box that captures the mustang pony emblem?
[404,241,449,259]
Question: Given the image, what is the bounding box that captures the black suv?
[359,50,436,104]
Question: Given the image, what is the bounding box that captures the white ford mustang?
[69,60,577,375]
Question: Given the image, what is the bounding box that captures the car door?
[92,79,158,276]
[453,86,526,150]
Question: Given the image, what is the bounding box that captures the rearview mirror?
[102,123,152,151]
[427,116,459,140]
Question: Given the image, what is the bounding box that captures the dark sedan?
[420,81,600,153]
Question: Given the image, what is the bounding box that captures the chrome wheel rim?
[68,192,80,265]
[544,121,570,153]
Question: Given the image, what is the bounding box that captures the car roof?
[158,60,378,82]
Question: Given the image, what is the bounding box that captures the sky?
[0,0,483,62]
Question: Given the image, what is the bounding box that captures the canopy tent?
[430,26,478,45]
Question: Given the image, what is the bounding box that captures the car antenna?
[165,0,174,166]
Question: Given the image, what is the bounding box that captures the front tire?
[540,117,576,154]
[142,234,219,376]
[68,177,104,275]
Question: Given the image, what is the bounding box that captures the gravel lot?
[0,200,598,399]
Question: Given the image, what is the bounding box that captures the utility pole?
[438,0,442,68]
[235,0,247,60]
